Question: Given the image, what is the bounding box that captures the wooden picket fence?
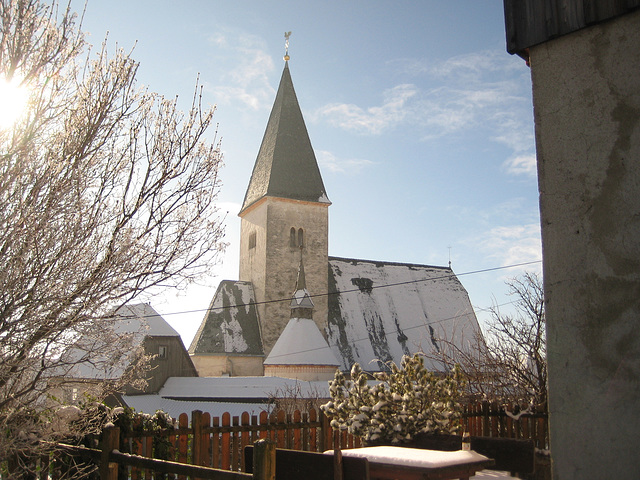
[50,430,277,480]
[16,402,547,478]
[116,402,546,475]
[121,408,348,474]
[462,401,549,450]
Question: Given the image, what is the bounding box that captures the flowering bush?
[321,354,464,444]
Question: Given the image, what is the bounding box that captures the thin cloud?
[491,113,535,153]
[318,49,533,158]
[417,80,525,140]
[316,84,418,135]
[210,85,271,111]
[204,31,275,111]
[448,197,536,225]
[479,224,542,268]
[427,50,521,80]
[317,150,376,174]
[418,52,533,150]
[504,154,537,177]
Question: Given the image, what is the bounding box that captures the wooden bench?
[244,446,370,480]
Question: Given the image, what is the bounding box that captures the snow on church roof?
[121,395,271,420]
[264,318,339,366]
[189,281,264,356]
[189,259,480,373]
[326,257,481,372]
[159,376,330,400]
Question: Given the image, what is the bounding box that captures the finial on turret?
[284,31,292,61]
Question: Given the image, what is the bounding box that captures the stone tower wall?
[240,197,329,354]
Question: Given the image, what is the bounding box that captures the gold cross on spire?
[284,31,292,61]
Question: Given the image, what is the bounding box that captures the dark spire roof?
[294,251,307,290]
[240,62,330,214]
[290,253,314,311]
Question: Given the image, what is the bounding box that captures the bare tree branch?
[428,272,547,410]
[0,0,225,470]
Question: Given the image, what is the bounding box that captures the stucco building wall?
[190,354,264,377]
[530,10,640,478]
[263,364,337,382]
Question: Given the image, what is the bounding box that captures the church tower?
[189,41,482,380]
[238,59,330,354]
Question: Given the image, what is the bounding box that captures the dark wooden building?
[504,0,640,61]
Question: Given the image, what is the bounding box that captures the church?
[188,57,482,380]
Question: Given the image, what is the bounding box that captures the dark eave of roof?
[328,255,452,272]
[504,0,640,61]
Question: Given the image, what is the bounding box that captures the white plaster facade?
[190,354,264,377]
[530,10,640,478]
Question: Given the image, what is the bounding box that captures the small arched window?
[290,227,297,248]
[298,228,304,248]
[248,231,256,250]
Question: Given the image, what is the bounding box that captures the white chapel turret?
[263,255,339,381]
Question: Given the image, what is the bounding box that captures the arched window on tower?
[290,227,296,248]
[298,228,304,248]
[248,231,256,250]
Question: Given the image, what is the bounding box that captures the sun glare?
[0,76,29,129]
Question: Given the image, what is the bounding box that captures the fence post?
[319,409,331,452]
[333,448,343,480]
[482,401,490,436]
[192,410,203,465]
[252,439,275,480]
[100,425,120,480]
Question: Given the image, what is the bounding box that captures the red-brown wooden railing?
[119,402,546,474]
[17,402,548,478]
[462,401,549,450]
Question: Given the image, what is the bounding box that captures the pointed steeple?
[240,62,330,214]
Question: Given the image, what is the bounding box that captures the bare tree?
[430,272,547,410]
[267,381,327,416]
[0,0,225,470]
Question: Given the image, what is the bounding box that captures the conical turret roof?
[240,62,330,214]
[264,318,339,367]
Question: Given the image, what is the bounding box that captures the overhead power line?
[262,297,525,361]
[155,259,542,317]
[117,260,541,362]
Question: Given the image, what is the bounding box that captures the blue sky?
[78,1,542,344]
